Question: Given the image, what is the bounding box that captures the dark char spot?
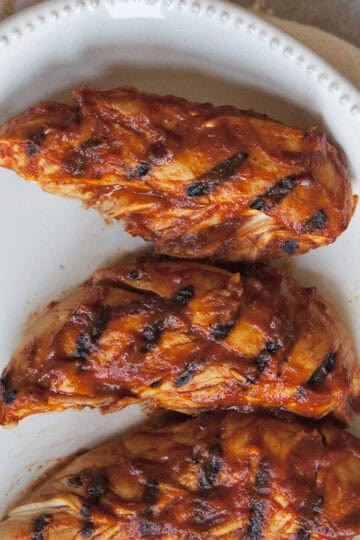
[91,307,111,342]
[3,389,18,405]
[303,209,327,233]
[149,379,162,388]
[211,320,236,341]
[142,479,159,505]
[81,521,95,538]
[245,499,265,540]
[174,362,197,387]
[282,239,299,254]
[68,474,84,489]
[250,198,267,211]
[186,152,249,197]
[73,332,94,361]
[250,174,299,211]
[139,519,157,536]
[254,351,270,373]
[294,526,311,540]
[81,504,90,518]
[26,130,46,156]
[199,443,223,489]
[128,270,140,280]
[31,534,44,540]
[134,162,150,177]
[307,352,336,387]
[80,138,102,150]
[140,321,163,353]
[86,469,109,503]
[62,149,85,178]
[312,496,324,516]
[266,341,282,354]
[172,285,194,306]
[33,514,50,533]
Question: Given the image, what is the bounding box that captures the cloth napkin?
[1,0,359,89]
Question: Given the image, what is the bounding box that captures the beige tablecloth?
[0,0,359,90]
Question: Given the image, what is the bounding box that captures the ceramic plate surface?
[0,0,360,520]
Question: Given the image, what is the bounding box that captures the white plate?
[0,0,360,521]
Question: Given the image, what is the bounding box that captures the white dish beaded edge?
[0,0,359,117]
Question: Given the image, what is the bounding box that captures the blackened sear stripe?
[211,320,236,341]
[245,461,270,540]
[303,209,327,233]
[91,307,111,341]
[307,352,336,387]
[142,479,159,504]
[199,451,223,490]
[172,285,194,306]
[134,162,150,178]
[73,307,112,361]
[186,152,248,197]
[254,351,270,373]
[73,332,93,361]
[250,174,299,211]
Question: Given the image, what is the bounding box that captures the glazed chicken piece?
[1,411,360,539]
[1,261,359,426]
[0,86,355,261]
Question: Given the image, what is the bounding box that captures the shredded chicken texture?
[1,411,360,539]
[0,86,355,261]
[1,261,359,426]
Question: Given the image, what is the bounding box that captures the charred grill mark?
[81,521,95,537]
[282,239,299,254]
[250,174,299,211]
[3,388,18,405]
[142,479,159,505]
[73,332,94,361]
[33,514,50,533]
[186,152,249,197]
[174,362,197,387]
[295,496,324,539]
[91,307,111,342]
[140,321,164,353]
[73,307,112,361]
[86,469,109,503]
[245,461,270,540]
[211,320,236,341]
[172,285,194,306]
[199,443,223,490]
[26,130,46,156]
[134,162,150,177]
[303,209,327,233]
[307,352,336,387]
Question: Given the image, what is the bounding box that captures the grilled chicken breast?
[1,261,359,426]
[0,86,355,261]
[1,411,360,539]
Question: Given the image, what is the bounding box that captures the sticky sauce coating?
[0,261,359,426]
[0,86,355,261]
[1,411,360,539]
